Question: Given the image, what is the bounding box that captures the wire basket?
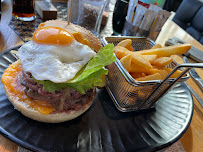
[102,36,190,112]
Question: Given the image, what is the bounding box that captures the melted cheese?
[1,61,55,114]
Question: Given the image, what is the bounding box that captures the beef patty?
[21,71,96,112]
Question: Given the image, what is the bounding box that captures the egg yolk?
[33,26,74,45]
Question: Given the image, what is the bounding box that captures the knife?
[165,37,203,63]
[184,82,203,107]
[184,57,203,92]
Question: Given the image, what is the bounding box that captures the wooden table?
[0,0,202,152]
[156,19,203,152]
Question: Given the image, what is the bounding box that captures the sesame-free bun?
[43,20,102,52]
[1,60,94,123]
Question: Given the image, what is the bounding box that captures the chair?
[172,0,203,44]
[163,0,183,12]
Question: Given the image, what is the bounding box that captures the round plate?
[0,46,193,152]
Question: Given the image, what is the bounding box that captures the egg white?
[17,40,96,83]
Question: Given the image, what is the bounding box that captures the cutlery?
[183,56,203,107]
[184,57,203,92]
[165,37,203,63]
[184,82,203,107]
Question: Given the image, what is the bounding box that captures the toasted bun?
[43,20,102,52]
[1,60,94,123]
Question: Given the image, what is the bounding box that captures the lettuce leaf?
[34,44,116,94]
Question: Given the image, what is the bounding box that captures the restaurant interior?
[0,0,202,152]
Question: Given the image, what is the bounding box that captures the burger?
[1,20,115,123]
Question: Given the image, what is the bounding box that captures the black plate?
[0,46,193,152]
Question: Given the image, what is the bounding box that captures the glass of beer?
[12,0,35,21]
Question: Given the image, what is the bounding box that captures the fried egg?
[17,26,96,83]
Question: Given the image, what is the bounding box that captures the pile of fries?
[114,39,191,81]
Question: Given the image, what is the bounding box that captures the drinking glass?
[67,0,108,37]
[12,0,35,21]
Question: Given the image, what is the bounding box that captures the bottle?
[112,0,129,35]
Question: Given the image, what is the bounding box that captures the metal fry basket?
[102,36,191,112]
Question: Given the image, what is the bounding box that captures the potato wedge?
[152,57,173,66]
[135,73,162,81]
[120,54,132,71]
[137,44,191,57]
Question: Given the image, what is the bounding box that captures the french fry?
[114,46,132,54]
[141,73,147,77]
[114,39,190,82]
[129,63,151,74]
[152,65,159,69]
[115,46,155,62]
[10,50,18,54]
[114,49,126,59]
[152,57,173,66]
[158,70,169,79]
[130,54,152,70]
[117,39,133,51]
[149,68,159,74]
[120,54,132,72]
[143,55,157,63]
[137,44,191,57]
[130,72,146,79]
[128,46,134,51]
[113,46,129,59]
[149,69,169,79]
[162,67,183,78]
[114,46,152,70]
[151,44,162,49]
[134,73,162,81]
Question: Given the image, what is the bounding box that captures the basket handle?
[138,62,203,110]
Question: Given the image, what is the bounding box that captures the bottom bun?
[2,60,94,123]
[5,85,93,123]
